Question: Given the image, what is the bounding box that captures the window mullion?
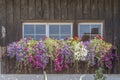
[34,24,36,40]
[71,24,73,38]
[59,24,61,39]
[23,24,24,38]
[90,24,91,39]
[101,23,103,37]
[47,24,49,37]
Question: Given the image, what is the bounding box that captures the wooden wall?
[0,0,120,74]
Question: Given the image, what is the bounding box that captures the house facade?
[0,0,120,74]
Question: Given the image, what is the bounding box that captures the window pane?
[36,25,46,34]
[79,24,90,34]
[91,24,101,34]
[24,25,34,34]
[60,25,71,34]
[36,35,46,40]
[24,35,35,39]
[49,25,59,34]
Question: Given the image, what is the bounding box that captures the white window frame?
[78,22,103,39]
[48,23,73,39]
[22,23,73,40]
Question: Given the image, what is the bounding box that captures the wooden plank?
[13,0,21,40]
[22,20,73,22]
[13,0,21,73]
[0,0,6,46]
[6,0,14,44]
[0,0,6,74]
[82,0,91,19]
[91,0,98,19]
[28,0,36,19]
[6,0,14,74]
[113,0,120,73]
[54,0,61,20]
[113,0,119,15]
[61,0,67,20]
[76,0,82,19]
[21,0,28,20]
[98,0,105,19]
[42,0,49,19]
[113,0,119,43]
[36,0,42,19]
[49,0,54,20]
[104,0,113,43]
[67,0,75,20]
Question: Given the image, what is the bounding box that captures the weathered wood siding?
[0,0,120,74]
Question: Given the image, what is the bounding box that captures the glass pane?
[36,35,46,40]
[49,25,59,34]
[24,35,35,39]
[91,24,101,34]
[24,25,34,34]
[80,34,90,41]
[36,25,46,34]
[79,24,90,34]
[49,35,59,40]
[60,25,71,34]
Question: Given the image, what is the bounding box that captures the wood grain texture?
[28,0,36,19]
[0,0,6,74]
[49,0,54,20]
[13,0,21,40]
[98,0,105,19]
[82,0,91,19]
[105,0,113,43]
[76,0,82,19]
[91,0,98,19]
[0,0,6,46]
[36,0,42,19]
[21,0,28,20]
[54,0,61,19]
[67,0,75,20]
[6,0,14,74]
[42,0,49,20]
[61,0,67,20]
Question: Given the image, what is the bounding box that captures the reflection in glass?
[49,25,59,34]
[36,25,46,34]
[79,24,90,34]
[91,24,101,34]
[24,25,34,34]
[60,25,71,34]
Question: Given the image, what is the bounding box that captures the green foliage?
[94,67,106,80]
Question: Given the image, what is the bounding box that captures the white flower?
[74,42,88,61]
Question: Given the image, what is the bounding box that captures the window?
[23,23,73,40]
[78,23,103,41]
[49,23,72,39]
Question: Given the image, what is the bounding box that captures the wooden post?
[0,46,1,74]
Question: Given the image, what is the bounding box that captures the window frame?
[78,21,104,40]
[22,22,73,40]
